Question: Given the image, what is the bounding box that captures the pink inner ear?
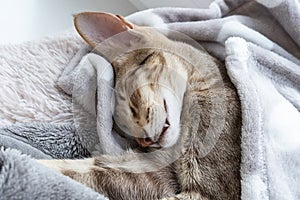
[74,12,132,47]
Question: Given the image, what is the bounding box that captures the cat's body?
[38,12,241,200]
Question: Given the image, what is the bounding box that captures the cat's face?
[112,49,187,148]
[75,12,188,149]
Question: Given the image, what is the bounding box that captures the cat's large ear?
[74,12,135,49]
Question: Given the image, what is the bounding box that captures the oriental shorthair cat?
[38,12,241,200]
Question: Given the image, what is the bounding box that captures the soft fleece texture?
[0,148,107,200]
[0,0,300,199]
[0,123,89,159]
[0,32,108,199]
[0,31,83,126]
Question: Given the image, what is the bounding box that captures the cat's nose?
[136,137,155,148]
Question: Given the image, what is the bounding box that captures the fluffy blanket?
[0,148,106,200]
[0,33,107,199]
[0,0,300,199]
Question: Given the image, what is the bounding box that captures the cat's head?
[74,12,188,149]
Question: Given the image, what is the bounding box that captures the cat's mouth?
[136,118,170,148]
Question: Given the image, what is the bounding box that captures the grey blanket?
[0,123,89,159]
[1,0,300,199]
[0,148,106,200]
[0,123,110,200]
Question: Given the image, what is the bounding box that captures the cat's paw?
[36,159,63,172]
[36,158,95,174]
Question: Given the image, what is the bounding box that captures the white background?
[0,0,213,44]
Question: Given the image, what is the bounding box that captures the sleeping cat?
[38,12,241,200]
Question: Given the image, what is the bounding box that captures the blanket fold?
[57,52,132,155]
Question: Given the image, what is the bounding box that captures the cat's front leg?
[37,158,95,174]
[37,158,178,200]
[37,158,108,194]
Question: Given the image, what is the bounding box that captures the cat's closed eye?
[130,106,137,117]
[163,99,167,112]
[140,52,155,65]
